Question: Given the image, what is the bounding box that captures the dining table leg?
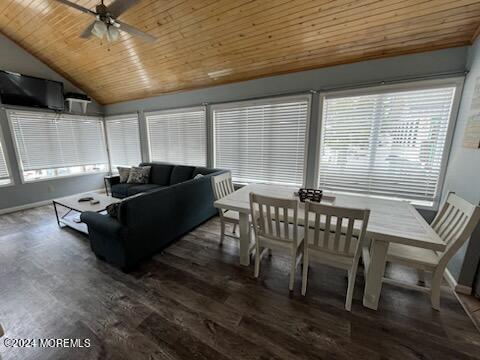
[239,212,251,266]
[363,238,389,310]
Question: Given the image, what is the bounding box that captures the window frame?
[0,121,14,187]
[104,113,142,171]
[7,109,109,184]
[212,94,312,187]
[315,77,464,210]
[145,106,208,166]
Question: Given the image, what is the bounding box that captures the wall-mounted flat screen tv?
[0,70,64,111]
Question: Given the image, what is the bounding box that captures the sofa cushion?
[111,183,136,198]
[170,166,195,185]
[148,164,174,185]
[127,184,163,196]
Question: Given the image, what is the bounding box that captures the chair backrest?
[249,192,299,244]
[304,200,370,258]
[432,193,480,265]
[211,172,235,201]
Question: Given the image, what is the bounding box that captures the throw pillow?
[106,202,121,219]
[117,167,131,183]
[127,166,151,184]
[194,174,204,180]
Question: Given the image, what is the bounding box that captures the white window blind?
[146,107,206,166]
[8,110,108,177]
[0,128,11,185]
[213,96,309,185]
[105,114,142,169]
[319,86,456,205]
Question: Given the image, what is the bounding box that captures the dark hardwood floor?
[0,205,479,360]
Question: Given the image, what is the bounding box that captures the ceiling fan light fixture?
[92,20,107,39]
[106,25,120,42]
[56,0,157,43]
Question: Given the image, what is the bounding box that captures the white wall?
[442,38,480,287]
[0,33,106,211]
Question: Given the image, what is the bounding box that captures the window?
[213,96,309,186]
[105,114,142,169]
[318,84,457,206]
[146,107,206,166]
[0,126,11,186]
[8,110,108,182]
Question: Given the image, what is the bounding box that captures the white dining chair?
[212,172,239,243]
[384,192,480,310]
[249,192,304,291]
[301,200,370,311]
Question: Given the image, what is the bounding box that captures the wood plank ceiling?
[1,0,480,105]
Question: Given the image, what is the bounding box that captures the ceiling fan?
[55,0,157,43]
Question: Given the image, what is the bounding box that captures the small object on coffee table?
[298,188,323,203]
[90,199,100,205]
[78,196,94,202]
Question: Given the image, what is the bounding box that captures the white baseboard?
[444,268,458,289]
[444,268,472,295]
[455,284,473,295]
[0,188,105,215]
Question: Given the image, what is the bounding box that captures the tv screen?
[0,71,64,111]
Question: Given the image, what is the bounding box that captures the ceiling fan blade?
[107,0,140,18]
[55,0,96,16]
[80,21,96,39]
[116,20,157,43]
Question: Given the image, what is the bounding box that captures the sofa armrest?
[81,211,126,239]
[105,175,120,186]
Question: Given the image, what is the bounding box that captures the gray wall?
[442,38,480,287]
[0,34,103,114]
[0,33,106,211]
[106,47,468,116]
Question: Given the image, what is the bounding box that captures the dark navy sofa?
[81,162,226,271]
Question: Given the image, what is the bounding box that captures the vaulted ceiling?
[1,0,480,105]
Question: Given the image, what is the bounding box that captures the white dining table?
[214,183,445,310]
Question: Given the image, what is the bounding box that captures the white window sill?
[0,180,14,188]
[21,170,109,184]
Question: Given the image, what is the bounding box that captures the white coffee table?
[53,193,120,233]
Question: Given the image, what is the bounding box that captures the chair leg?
[220,221,225,245]
[254,242,261,278]
[417,269,426,285]
[345,265,358,312]
[232,223,237,234]
[268,248,272,257]
[289,249,297,291]
[301,249,309,296]
[430,269,443,311]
